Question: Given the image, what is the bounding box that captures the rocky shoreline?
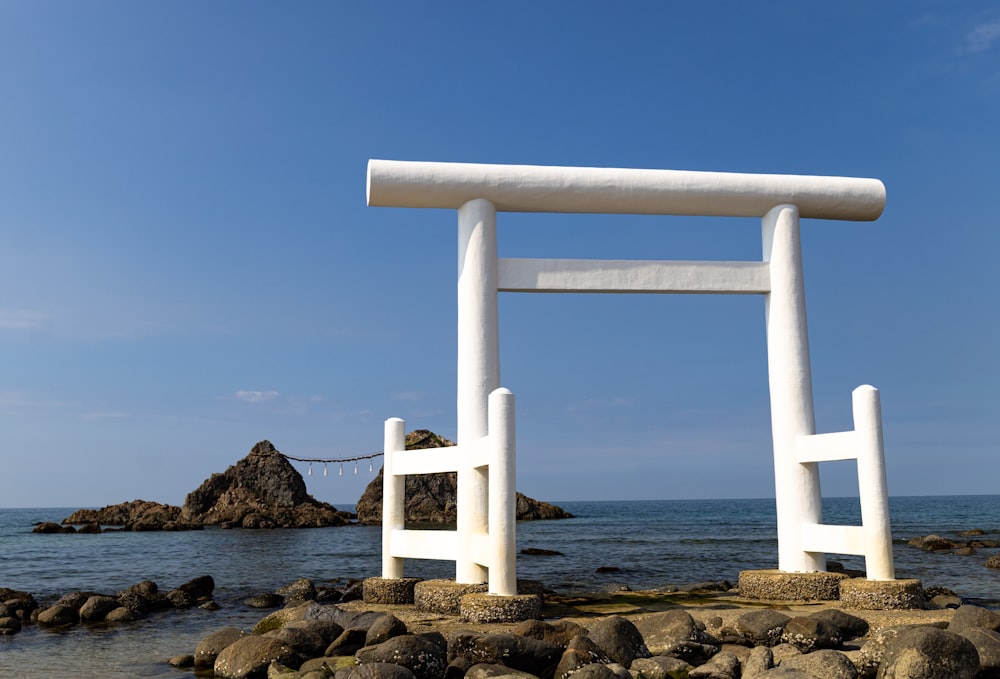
[3,571,1000,679]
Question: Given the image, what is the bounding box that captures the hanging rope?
[280,450,383,478]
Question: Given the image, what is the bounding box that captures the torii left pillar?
[456,198,498,584]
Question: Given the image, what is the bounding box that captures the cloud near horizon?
[234,390,280,404]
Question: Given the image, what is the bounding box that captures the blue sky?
[1,2,997,509]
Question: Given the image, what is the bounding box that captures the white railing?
[381,388,517,595]
[795,385,895,580]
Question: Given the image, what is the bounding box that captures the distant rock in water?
[354,429,573,525]
[181,440,352,528]
[63,500,197,531]
[60,441,352,530]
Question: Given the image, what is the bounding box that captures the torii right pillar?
[762,203,824,574]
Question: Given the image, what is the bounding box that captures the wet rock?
[956,627,1000,678]
[778,649,857,678]
[327,628,369,656]
[877,626,979,679]
[33,521,75,533]
[948,604,1000,633]
[986,554,1000,569]
[780,616,842,652]
[245,593,285,608]
[736,610,791,647]
[554,634,613,678]
[907,534,957,551]
[464,663,537,679]
[264,625,327,657]
[79,595,120,622]
[36,603,78,625]
[688,650,740,679]
[629,655,694,678]
[277,577,317,603]
[521,548,563,556]
[633,609,702,655]
[448,632,562,678]
[513,619,588,647]
[214,635,305,679]
[0,616,22,635]
[169,653,195,668]
[365,613,408,646]
[357,633,448,679]
[808,609,869,640]
[335,663,419,679]
[587,615,651,667]
[195,627,247,668]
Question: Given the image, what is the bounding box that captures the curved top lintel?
[367,159,885,221]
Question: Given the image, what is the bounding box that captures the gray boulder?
[737,610,792,647]
[277,577,317,603]
[336,662,418,679]
[195,627,246,668]
[327,628,369,656]
[633,610,702,655]
[264,625,327,657]
[809,609,869,640]
[513,619,588,647]
[587,616,651,667]
[448,632,563,678]
[876,627,979,679]
[567,664,621,679]
[629,656,694,678]
[79,595,120,622]
[465,663,540,679]
[36,603,78,626]
[742,645,774,678]
[357,634,448,679]
[688,650,740,679]
[554,635,613,679]
[778,649,857,678]
[780,616,842,652]
[957,627,1000,678]
[213,635,305,679]
[365,613,408,646]
[948,604,1000,633]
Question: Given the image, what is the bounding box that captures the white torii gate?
[368,160,896,594]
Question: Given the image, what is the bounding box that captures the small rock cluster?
[179,596,1000,679]
[908,530,1000,570]
[0,575,217,634]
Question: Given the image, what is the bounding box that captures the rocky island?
[46,434,571,533]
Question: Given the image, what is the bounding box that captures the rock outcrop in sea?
[180,440,351,529]
[354,429,573,525]
[58,440,351,531]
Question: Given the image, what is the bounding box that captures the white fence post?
[382,417,405,579]
[488,388,517,595]
[457,198,498,584]
[763,204,825,573]
[853,385,895,580]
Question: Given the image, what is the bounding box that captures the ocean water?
[1,496,999,677]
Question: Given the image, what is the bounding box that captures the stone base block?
[839,578,925,610]
[414,580,488,615]
[739,569,848,602]
[460,593,542,623]
[362,577,422,605]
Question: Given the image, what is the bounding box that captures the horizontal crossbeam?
[498,258,770,294]
[801,523,867,556]
[796,431,858,463]
[387,528,458,561]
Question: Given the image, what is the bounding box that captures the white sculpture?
[368,160,896,593]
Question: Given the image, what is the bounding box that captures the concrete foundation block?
[839,578,925,610]
[362,577,422,605]
[460,593,542,623]
[414,579,488,615]
[739,569,848,602]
